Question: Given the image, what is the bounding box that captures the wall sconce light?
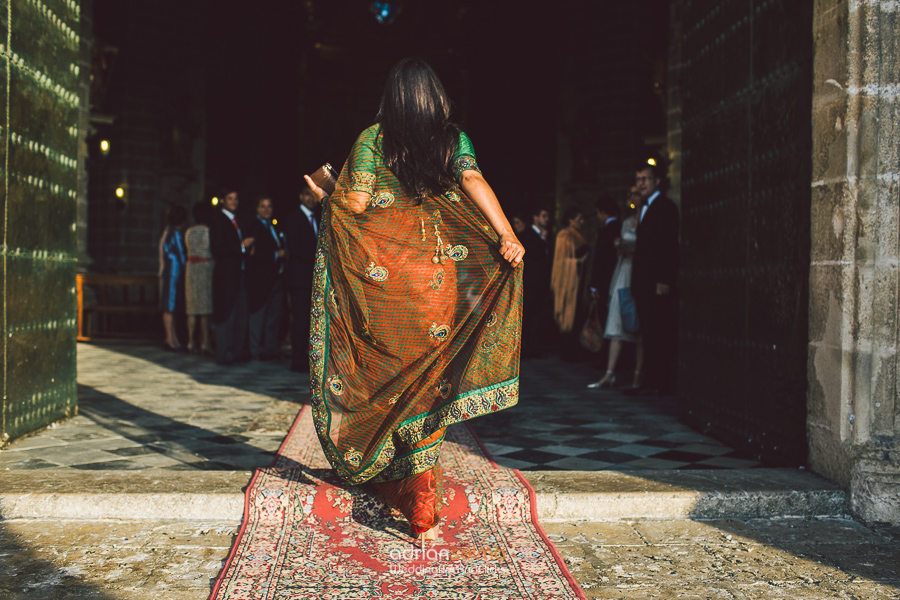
[646,158,657,166]
[115,187,125,198]
[211,196,219,206]
[99,140,110,156]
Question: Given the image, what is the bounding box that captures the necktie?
[309,213,318,236]
[230,217,245,254]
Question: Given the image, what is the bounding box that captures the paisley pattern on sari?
[309,124,522,532]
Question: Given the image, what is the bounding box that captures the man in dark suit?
[283,187,321,372]
[519,205,553,358]
[245,196,286,360]
[210,188,253,365]
[588,196,622,333]
[626,162,680,396]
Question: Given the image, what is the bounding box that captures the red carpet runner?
[210,406,586,599]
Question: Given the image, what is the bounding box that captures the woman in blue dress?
[159,205,188,351]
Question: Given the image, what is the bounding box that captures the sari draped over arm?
[551,227,586,333]
[309,125,522,532]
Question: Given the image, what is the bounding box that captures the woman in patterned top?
[184,201,215,356]
[303,58,525,548]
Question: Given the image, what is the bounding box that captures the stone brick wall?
[1,0,81,445]
[809,0,900,523]
[675,0,813,465]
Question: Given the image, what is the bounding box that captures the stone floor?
[545,518,900,599]
[0,342,897,599]
[0,343,303,471]
[0,342,758,472]
[1,517,897,599]
[470,357,761,471]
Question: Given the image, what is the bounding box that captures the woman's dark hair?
[376,58,458,199]
[191,201,212,225]
[166,205,188,227]
[562,206,584,226]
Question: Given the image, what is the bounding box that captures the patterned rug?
[210,406,586,599]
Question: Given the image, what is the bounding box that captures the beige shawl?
[551,227,587,333]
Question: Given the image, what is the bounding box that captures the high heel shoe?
[587,371,616,389]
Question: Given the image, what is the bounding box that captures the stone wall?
[809,0,900,523]
[675,0,813,465]
[0,0,81,445]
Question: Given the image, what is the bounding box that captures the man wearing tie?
[210,188,253,365]
[626,162,680,396]
[283,186,321,372]
[245,196,286,360]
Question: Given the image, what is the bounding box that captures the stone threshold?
[0,468,846,521]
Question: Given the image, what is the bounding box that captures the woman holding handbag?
[588,189,644,389]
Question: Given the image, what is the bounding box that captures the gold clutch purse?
[308,163,338,195]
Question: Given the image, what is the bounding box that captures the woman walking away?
[303,58,524,548]
[159,205,188,351]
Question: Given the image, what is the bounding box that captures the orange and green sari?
[309,124,522,533]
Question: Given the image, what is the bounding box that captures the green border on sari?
[309,218,519,485]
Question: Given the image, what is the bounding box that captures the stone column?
[809,0,900,524]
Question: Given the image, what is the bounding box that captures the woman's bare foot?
[418,524,439,550]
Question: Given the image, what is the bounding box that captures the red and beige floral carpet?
[210,407,585,599]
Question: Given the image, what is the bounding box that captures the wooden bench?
[77,274,160,341]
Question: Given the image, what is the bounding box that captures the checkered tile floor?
[468,357,761,471]
[1,343,760,472]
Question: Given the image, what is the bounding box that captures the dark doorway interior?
[676,0,812,466]
[86,0,669,268]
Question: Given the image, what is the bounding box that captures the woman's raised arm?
[460,170,524,268]
[303,175,369,215]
